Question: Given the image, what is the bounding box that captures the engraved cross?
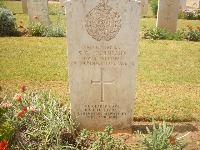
[164,14,171,22]
[91,68,114,102]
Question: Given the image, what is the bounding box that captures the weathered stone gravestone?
[187,0,200,9]
[66,0,141,133]
[22,0,28,14]
[180,0,187,10]
[140,0,148,16]
[27,0,49,24]
[156,0,180,32]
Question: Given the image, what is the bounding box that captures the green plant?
[179,9,200,20]
[0,107,14,141]
[44,26,65,37]
[150,0,158,16]
[27,22,46,36]
[75,126,132,150]
[49,4,65,15]
[1,86,135,149]
[142,27,183,40]
[0,7,18,36]
[17,20,28,36]
[143,27,166,40]
[0,1,5,8]
[27,8,65,37]
[44,8,65,37]
[184,24,200,41]
[137,119,182,150]
[1,86,78,149]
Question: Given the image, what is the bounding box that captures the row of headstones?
[21,0,194,35]
[21,0,199,32]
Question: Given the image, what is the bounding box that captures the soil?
[113,121,200,150]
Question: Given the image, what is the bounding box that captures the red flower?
[22,106,27,111]
[13,93,22,102]
[15,110,26,118]
[169,136,176,145]
[20,84,26,93]
[15,106,27,118]
[1,103,12,109]
[186,24,190,27]
[0,140,8,150]
[197,25,200,30]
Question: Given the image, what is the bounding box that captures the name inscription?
[70,45,134,66]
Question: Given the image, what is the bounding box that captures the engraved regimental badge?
[85,1,121,41]
[165,0,174,6]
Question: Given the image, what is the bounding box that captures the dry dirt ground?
[113,121,200,150]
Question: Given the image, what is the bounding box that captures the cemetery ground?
[0,1,200,149]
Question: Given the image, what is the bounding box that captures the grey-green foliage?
[3,90,78,149]
[137,119,182,150]
[142,26,183,41]
[44,9,65,37]
[27,14,65,37]
[27,22,46,36]
[73,126,132,150]
[44,25,65,37]
[0,7,17,36]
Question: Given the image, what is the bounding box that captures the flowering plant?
[0,85,77,149]
[183,24,200,41]
[179,9,200,20]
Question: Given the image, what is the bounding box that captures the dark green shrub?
[0,7,18,36]
[151,0,158,16]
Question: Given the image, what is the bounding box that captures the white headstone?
[27,0,49,24]
[141,0,148,16]
[187,0,200,8]
[156,0,180,32]
[180,0,187,10]
[66,0,141,133]
[22,0,28,14]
